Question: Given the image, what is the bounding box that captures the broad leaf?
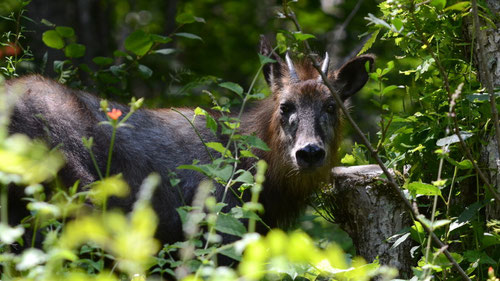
[42,30,64,49]
[215,213,246,237]
[219,82,244,97]
[125,30,153,56]
[64,43,86,58]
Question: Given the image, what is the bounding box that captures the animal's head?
[259,36,374,172]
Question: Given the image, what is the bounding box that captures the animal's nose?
[296,144,325,167]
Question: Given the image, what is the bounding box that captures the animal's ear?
[259,35,284,89]
[331,54,374,100]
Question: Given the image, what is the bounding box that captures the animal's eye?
[326,103,336,114]
[280,103,295,115]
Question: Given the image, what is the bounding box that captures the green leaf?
[64,43,86,58]
[175,32,202,41]
[381,85,400,95]
[194,107,217,134]
[154,48,175,55]
[219,82,243,97]
[55,26,75,38]
[150,34,172,44]
[93,56,114,66]
[215,213,246,237]
[206,142,232,158]
[241,135,270,151]
[464,250,497,265]
[125,30,153,56]
[358,29,379,55]
[41,19,55,27]
[341,154,356,165]
[430,0,446,10]
[240,150,257,158]
[407,182,441,196]
[258,53,276,66]
[449,202,483,232]
[219,245,241,261]
[292,32,315,41]
[417,215,450,231]
[410,221,425,243]
[457,159,473,170]
[392,18,404,32]
[444,1,470,11]
[42,30,65,49]
[276,32,287,54]
[177,163,232,182]
[137,64,153,78]
[234,170,254,184]
[176,13,205,24]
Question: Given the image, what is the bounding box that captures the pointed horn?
[318,52,329,82]
[285,52,299,82]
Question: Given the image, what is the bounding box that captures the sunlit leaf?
[407,181,441,196]
[206,142,232,158]
[42,30,64,49]
[358,29,379,55]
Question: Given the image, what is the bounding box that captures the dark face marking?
[279,80,339,170]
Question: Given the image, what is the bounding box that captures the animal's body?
[5,37,374,246]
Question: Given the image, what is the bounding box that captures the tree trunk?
[472,1,500,219]
[318,165,413,278]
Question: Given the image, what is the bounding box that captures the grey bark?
[319,165,413,277]
[473,1,500,219]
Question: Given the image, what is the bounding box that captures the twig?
[171,108,215,161]
[283,4,472,280]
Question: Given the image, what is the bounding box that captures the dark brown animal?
[5,37,373,246]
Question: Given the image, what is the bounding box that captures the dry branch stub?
[321,165,413,277]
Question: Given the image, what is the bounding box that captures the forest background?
[0,0,499,280]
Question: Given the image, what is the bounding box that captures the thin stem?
[283,3,471,280]
[89,147,104,181]
[31,216,40,248]
[423,154,445,279]
[1,184,7,224]
[171,108,215,161]
[105,124,117,178]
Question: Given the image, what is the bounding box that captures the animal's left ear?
[330,55,375,101]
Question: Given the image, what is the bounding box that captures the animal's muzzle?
[295,144,325,168]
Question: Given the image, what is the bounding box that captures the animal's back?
[6,75,221,244]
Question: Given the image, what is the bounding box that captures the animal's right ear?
[331,54,375,101]
[259,35,284,89]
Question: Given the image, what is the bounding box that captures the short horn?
[286,52,299,83]
[318,52,329,82]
